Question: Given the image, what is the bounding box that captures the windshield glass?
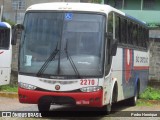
[19,12,105,78]
[0,28,10,49]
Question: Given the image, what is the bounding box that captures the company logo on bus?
[55,85,60,90]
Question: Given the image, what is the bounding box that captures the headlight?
[80,86,102,92]
[18,82,37,90]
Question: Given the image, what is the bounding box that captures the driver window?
[105,12,114,76]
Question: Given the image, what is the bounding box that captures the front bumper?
[18,87,103,107]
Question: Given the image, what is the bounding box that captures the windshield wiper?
[64,39,81,78]
[36,42,59,77]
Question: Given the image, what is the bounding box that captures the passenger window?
[128,21,133,45]
[139,27,143,47]
[115,15,120,43]
[121,18,127,44]
[132,24,138,46]
[108,12,113,35]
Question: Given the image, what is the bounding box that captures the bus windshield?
[0,27,10,49]
[19,12,105,78]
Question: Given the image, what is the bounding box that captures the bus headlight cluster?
[18,82,37,90]
[80,86,102,92]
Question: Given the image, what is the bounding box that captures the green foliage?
[0,85,18,92]
[147,23,160,29]
[2,18,16,26]
[92,0,102,3]
[137,100,153,106]
[139,87,160,100]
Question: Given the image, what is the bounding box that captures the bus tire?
[38,102,51,112]
[38,97,52,112]
[102,104,111,115]
[102,83,117,115]
[112,83,118,103]
[128,82,139,106]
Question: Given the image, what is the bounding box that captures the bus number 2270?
[80,79,95,85]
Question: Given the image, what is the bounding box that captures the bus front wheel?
[38,97,52,112]
[38,101,51,112]
[102,104,111,115]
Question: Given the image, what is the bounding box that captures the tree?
[2,18,15,27]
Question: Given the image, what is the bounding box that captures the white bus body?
[17,3,149,113]
[0,22,12,85]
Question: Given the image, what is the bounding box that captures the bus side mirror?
[111,38,118,56]
[11,24,24,45]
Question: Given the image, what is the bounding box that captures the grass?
[139,87,160,100]
[137,99,160,106]
[137,87,160,106]
[137,99,153,106]
[0,84,18,92]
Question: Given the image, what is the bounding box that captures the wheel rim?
[134,89,138,103]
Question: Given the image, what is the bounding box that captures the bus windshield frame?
[19,11,106,79]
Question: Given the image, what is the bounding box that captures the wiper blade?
[64,39,81,78]
[37,42,59,77]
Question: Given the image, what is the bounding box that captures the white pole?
[141,0,143,10]
[122,0,124,10]
[0,5,3,22]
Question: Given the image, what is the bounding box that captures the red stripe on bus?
[133,66,149,70]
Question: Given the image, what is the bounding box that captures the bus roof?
[0,22,11,28]
[27,2,124,14]
[27,2,147,27]
[125,14,147,27]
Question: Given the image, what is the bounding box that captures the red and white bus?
[0,22,12,85]
[13,3,149,114]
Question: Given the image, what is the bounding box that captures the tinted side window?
[115,15,120,43]
[108,13,113,35]
[142,28,147,48]
[128,21,133,45]
[145,29,149,49]
[121,18,127,44]
[132,23,138,46]
[139,27,144,47]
